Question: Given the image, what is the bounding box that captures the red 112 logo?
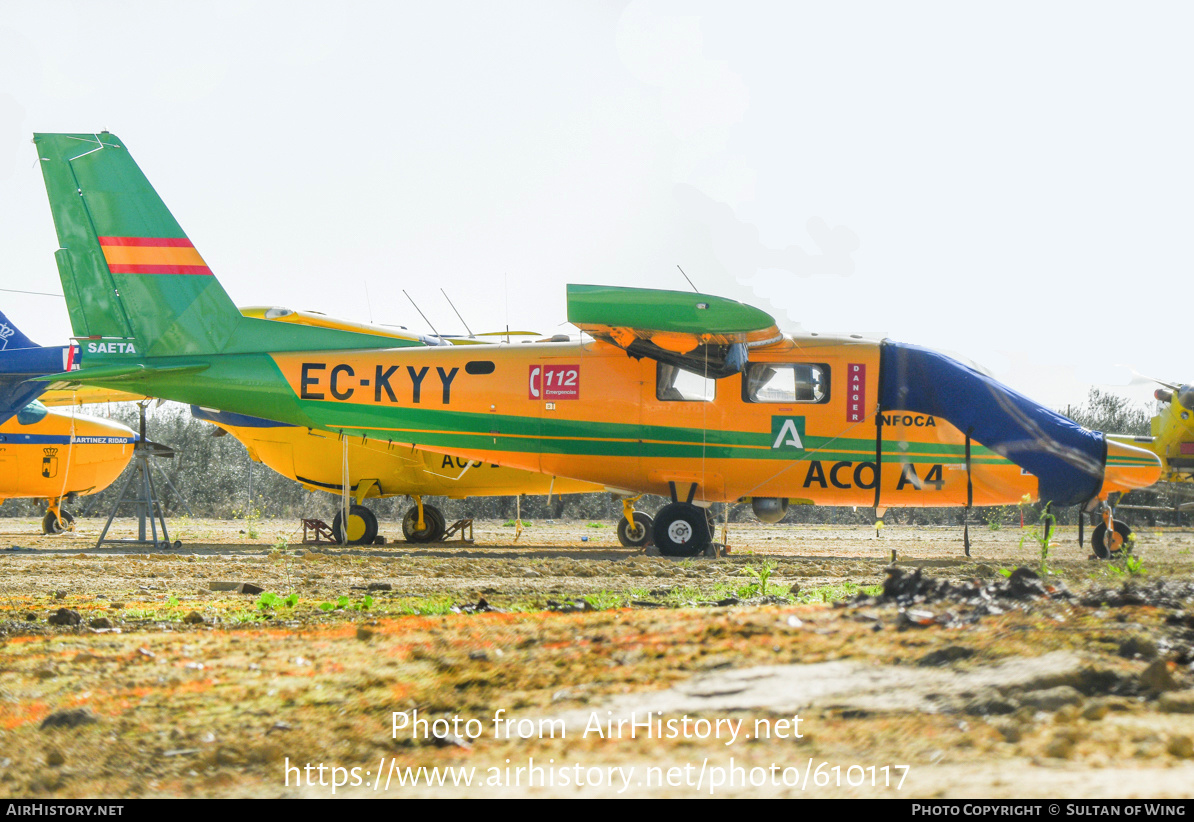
[529,364,580,400]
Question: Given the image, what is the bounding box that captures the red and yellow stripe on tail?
[98,237,211,276]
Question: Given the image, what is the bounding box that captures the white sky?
[0,0,1189,413]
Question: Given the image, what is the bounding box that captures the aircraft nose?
[1099,439,1162,497]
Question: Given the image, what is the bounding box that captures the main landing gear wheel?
[1091,521,1132,560]
[42,509,74,535]
[402,504,446,543]
[652,502,711,557]
[617,512,654,548]
[332,505,379,545]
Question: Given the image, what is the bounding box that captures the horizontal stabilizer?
[34,362,209,385]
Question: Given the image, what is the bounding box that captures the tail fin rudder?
[34,132,241,357]
[35,132,424,360]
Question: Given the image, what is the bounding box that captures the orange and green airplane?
[30,132,1162,558]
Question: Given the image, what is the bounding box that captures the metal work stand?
[94,403,188,550]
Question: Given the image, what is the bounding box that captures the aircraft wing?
[566,284,782,378]
[239,307,537,346]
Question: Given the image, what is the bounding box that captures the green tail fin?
[35,132,241,356]
[34,132,414,359]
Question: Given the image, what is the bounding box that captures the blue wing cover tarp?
[0,309,56,424]
[879,341,1104,507]
[0,347,63,426]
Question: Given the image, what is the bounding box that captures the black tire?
[1091,521,1131,560]
[616,512,654,548]
[402,504,446,543]
[42,509,74,535]
[426,505,446,541]
[332,505,379,545]
[652,502,711,557]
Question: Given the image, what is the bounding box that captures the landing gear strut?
[617,513,654,547]
[402,496,446,543]
[332,504,379,545]
[42,503,75,535]
[616,497,653,548]
[1090,503,1133,560]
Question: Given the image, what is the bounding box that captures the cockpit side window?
[16,400,49,426]
[656,363,716,402]
[742,363,829,403]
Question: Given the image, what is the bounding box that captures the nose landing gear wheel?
[42,509,75,535]
[1091,521,1132,560]
[617,512,654,548]
[332,505,379,545]
[402,504,446,543]
[652,502,711,557]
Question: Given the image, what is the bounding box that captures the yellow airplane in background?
[0,309,135,533]
[1106,382,1194,533]
[1142,383,1194,485]
[191,403,601,544]
[0,401,136,533]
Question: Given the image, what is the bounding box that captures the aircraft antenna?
[677,265,699,293]
[441,289,475,338]
[403,290,441,337]
[364,280,375,325]
[504,273,510,343]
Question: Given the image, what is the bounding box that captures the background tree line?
[1,389,1185,528]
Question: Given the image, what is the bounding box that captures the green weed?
[257,591,299,611]
[582,590,626,610]
[985,506,1010,531]
[121,608,158,620]
[796,581,881,604]
[232,502,264,539]
[318,594,373,612]
[741,561,776,597]
[1019,503,1055,575]
[1107,546,1147,578]
[386,595,457,616]
[662,586,704,606]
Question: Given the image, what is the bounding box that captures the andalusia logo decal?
[771,416,806,450]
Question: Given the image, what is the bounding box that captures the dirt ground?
[2,514,1194,799]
